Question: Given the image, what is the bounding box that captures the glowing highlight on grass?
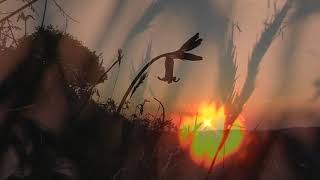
[178,103,244,168]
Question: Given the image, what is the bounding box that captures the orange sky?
[2,0,320,128]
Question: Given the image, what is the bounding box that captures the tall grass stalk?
[205,1,293,178]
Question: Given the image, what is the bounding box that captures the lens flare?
[178,102,245,168]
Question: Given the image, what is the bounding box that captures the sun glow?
[198,103,225,130]
[178,102,245,168]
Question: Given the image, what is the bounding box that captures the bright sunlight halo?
[178,102,245,168]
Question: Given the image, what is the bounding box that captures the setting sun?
[197,103,225,131]
[178,102,245,168]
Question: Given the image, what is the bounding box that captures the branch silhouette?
[0,0,39,24]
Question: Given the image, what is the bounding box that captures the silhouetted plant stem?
[111,66,120,99]
[41,0,48,27]
[205,128,231,180]
[117,33,203,114]
[116,53,170,114]
[106,60,120,73]
[153,97,165,122]
[104,50,123,98]
[101,50,123,80]
[205,1,292,179]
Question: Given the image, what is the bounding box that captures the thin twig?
[50,0,79,23]
[0,0,39,24]
[41,0,48,27]
[111,65,121,99]
[153,97,165,123]
[6,20,17,46]
[0,31,16,41]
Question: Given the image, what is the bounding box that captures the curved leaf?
[180,53,203,61]
[130,73,148,98]
[179,33,202,52]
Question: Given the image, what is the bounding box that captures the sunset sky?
[3,0,320,128]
